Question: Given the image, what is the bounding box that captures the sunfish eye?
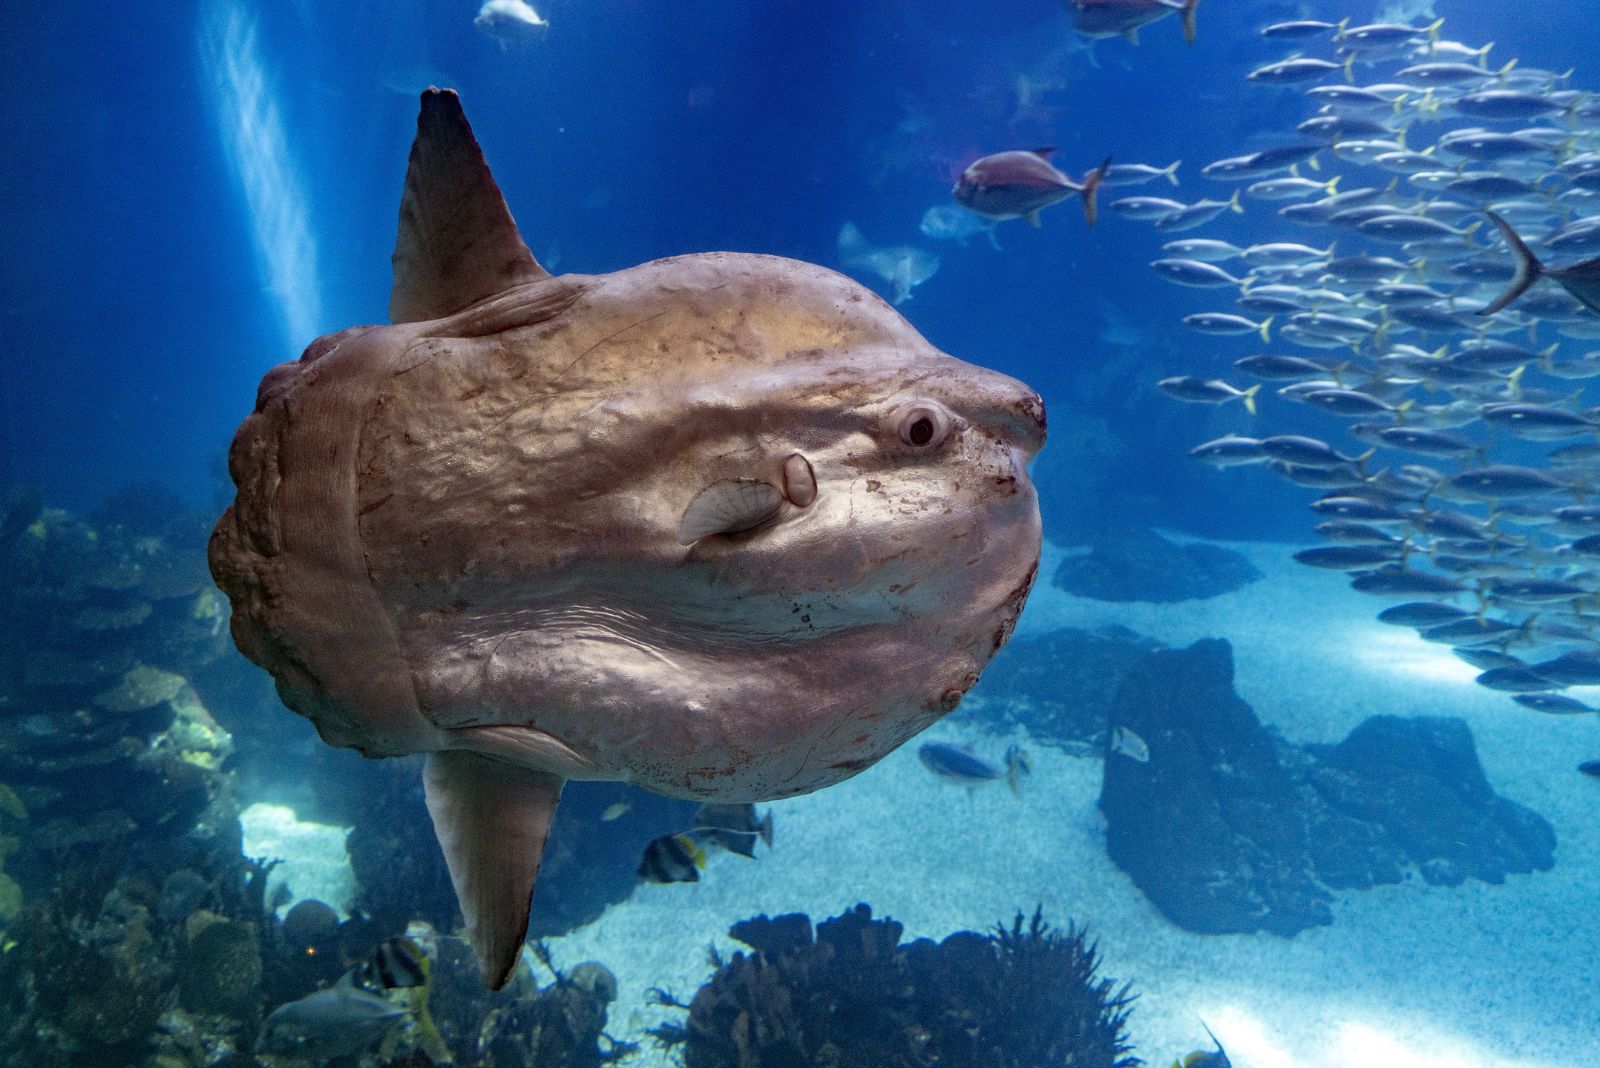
[896,404,952,449]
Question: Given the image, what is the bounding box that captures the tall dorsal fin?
[390,88,549,324]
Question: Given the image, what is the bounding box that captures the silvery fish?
[257,974,408,1060]
[210,89,1045,989]
[837,222,941,305]
[1109,725,1149,763]
[920,204,1003,250]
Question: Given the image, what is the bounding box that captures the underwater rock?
[1053,527,1260,603]
[1101,639,1332,936]
[0,492,262,1068]
[1304,716,1555,888]
[654,903,1140,1068]
[1100,639,1558,937]
[970,624,1164,744]
[93,663,187,713]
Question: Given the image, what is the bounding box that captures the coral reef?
[1053,528,1260,604]
[653,903,1141,1068]
[1100,639,1555,937]
[0,488,257,1066]
[411,937,630,1067]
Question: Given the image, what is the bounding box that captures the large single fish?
[209,89,1045,990]
[1068,0,1200,45]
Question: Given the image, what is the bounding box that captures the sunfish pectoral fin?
[390,88,551,324]
[678,479,784,545]
[423,751,564,990]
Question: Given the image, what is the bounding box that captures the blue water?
[4,0,1600,1064]
[0,0,1592,526]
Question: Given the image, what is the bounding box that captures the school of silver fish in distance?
[1123,16,1600,737]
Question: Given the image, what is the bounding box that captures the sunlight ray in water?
[196,0,321,351]
[1344,621,1483,685]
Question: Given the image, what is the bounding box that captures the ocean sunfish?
[210,89,1045,989]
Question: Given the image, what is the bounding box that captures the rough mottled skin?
[209,89,1044,987]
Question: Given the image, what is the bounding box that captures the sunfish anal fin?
[390,88,550,324]
[423,750,563,990]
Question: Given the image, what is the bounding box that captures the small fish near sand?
[954,149,1112,228]
[1109,725,1150,763]
[918,741,1032,794]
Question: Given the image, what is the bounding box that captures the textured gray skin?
[210,89,1044,987]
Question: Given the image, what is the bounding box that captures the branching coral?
[654,903,1142,1068]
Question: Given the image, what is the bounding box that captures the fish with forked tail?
[919,741,1032,793]
[1478,210,1600,318]
[954,149,1112,227]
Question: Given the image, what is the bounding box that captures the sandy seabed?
[542,537,1600,1068]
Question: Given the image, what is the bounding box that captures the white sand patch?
[239,801,356,918]
[542,537,1600,1068]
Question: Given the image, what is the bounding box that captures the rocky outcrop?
[1053,528,1260,603]
[1099,639,1554,937]
[972,625,1163,744]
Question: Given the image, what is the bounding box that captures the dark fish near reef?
[1579,760,1600,778]
[357,936,430,991]
[918,741,1031,792]
[354,937,447,1061]
[1479,211,1600,318]
[1067,0,1199,46]
[637,832,710,883]
[257,973,409,1060]
[209,90,1045,990]
[954,149,1110,227]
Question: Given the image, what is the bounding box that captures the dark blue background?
[1,0,1590,537]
